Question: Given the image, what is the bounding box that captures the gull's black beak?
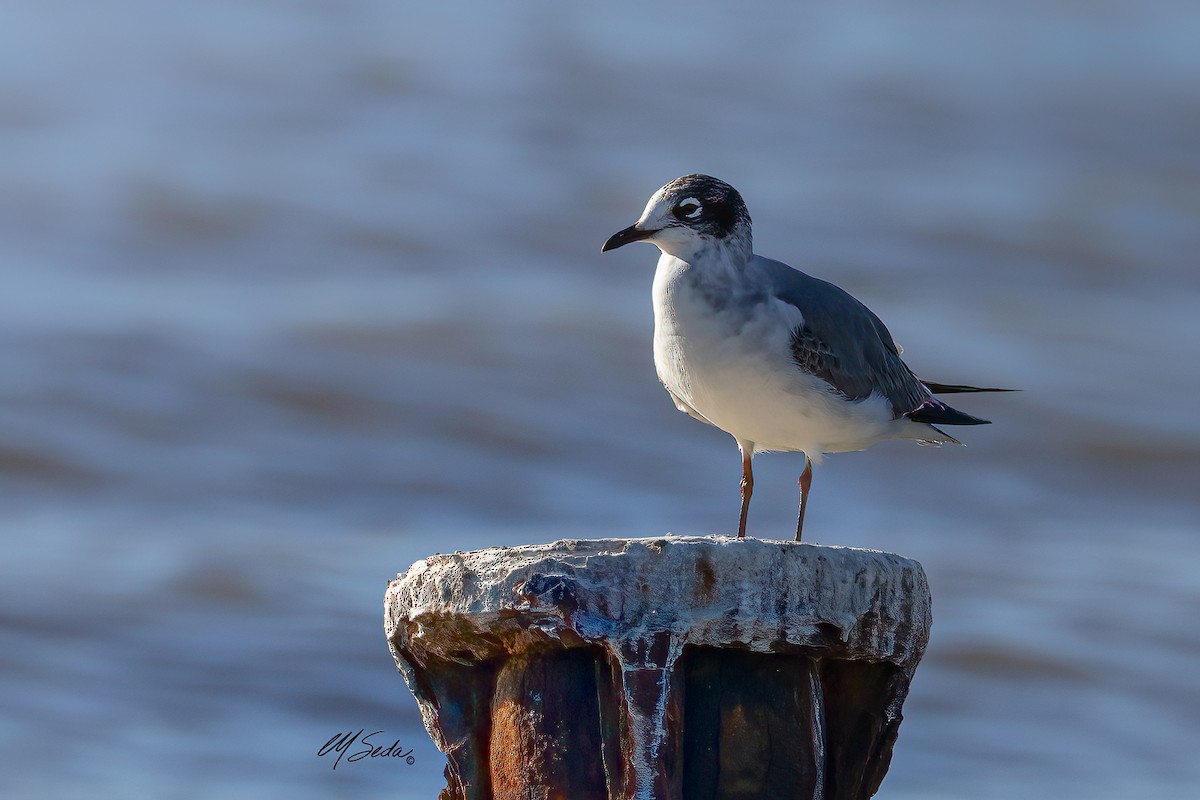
[601,224,658,253]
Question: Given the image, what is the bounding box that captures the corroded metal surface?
[386,536,931,800]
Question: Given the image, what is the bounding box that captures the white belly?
[651,255,895,458]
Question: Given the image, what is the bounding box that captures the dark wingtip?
[907,400,991,426]
[921,381,1020,394]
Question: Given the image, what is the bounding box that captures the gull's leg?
[795,456,812,542]
[737,441,754,538]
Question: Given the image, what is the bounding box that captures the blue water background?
[2,2,1198,797]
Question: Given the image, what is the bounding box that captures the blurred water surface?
[2,2,1199,798]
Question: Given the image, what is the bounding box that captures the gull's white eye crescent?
[675,198,703,220]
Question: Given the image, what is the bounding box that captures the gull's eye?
[674,198,703,221]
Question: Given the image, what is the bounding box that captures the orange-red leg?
[795,457,812,541]
[738,453,754,538]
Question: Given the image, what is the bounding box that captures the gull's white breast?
[651,253,896,459]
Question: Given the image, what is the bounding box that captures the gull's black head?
[602,174,753,261]
[656,174,750,239]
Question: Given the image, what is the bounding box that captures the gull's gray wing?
[756,257,987,424]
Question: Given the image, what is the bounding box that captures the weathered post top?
[386,536,931,800]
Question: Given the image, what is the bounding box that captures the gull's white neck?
[654,228,753,274]
[651,233,758,327]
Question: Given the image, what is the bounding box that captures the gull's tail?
[901,381,1015,446]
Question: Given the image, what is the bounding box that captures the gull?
[602,174,1010,541]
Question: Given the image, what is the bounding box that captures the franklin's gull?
[602,174,1011,540]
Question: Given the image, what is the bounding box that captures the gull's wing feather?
[757,256,989,424]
